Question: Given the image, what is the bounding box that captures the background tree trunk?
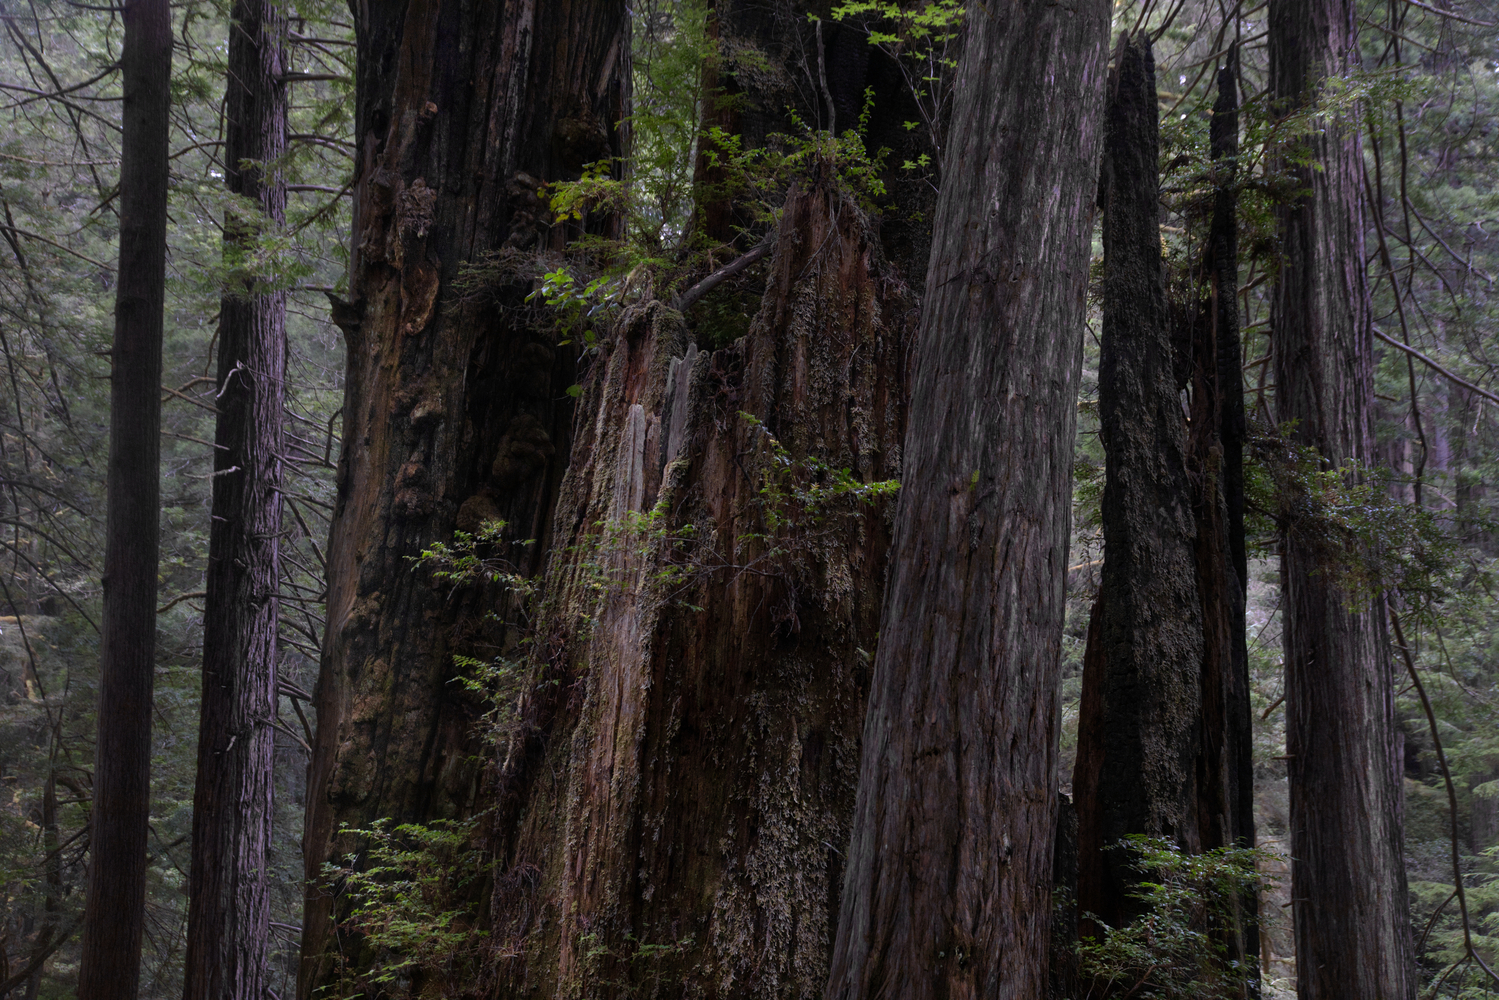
[76,0,172,996]
[182,0,286,996]
[824,0,1108,994]
[1073,32,1205,934]
[491,169,912,1000]
[1268,0,1414,994]
[1185,57,1258,973]
[298,3,629,995]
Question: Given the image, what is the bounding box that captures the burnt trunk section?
[182,1,287,995]
[1269,0,1414,994]
[825,0,1108,995]
[1074,33,1205,933]
[492,172,911,1000]
[1184,58,1259,975]
[299,2,629,995]
[76,0,172,996]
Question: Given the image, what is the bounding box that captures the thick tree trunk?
[298,3,629,995]
[1074,33,1205,935]
[75,1,171,997]
[1268,0,1414,995]
[825,0,1108,995]
[492,169,912,1000]
[182,1,286,996]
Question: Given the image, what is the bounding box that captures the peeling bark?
[493,171,912,1000]
[298,3,629,995]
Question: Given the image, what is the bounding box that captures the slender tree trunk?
[491,169,912,1000]
[298,3,629,995]
[1073,32,1205,935]
[1268,0,1414,994]
[825,0,1108,994]
[76,0,171,997]
[1186,55,1259,976]
[182,1,286,996]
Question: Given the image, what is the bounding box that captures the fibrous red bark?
[492,168,912,1000]
[299,2,629,995]
[1269,0,1414,992]
[825,0,1109,994]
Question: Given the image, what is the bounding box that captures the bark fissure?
[826,1,1109,994]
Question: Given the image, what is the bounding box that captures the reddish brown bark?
[182,1,287,996]
[492,170,912,1000]
[1269,0,1414,993]
[825,0,1109,994]
[76,0,172,996]
[299,2,629,995]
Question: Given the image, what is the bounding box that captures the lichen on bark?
[490,169,913,1000]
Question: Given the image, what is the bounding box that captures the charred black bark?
[299,2,629,995]
[1076,30,1205,928]
[1186,57,1258,975]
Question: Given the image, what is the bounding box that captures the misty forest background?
[0,0,1498,997]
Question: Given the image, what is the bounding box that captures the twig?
[156,590,207,614]
[1391,609,1499,988]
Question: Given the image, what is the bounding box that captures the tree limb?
[1372,327,1499,407]
[673,237,777,314]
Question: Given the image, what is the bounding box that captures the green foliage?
[1078,838,1274,1000]
[740,412,901,534]
[322,818,489,996]
[525,267,622,356]
[828,0,964,167]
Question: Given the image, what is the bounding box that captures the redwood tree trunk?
[298,3,629,995]
[824,0,1108,994]
[492,170,912,1000]
[182,1,286,996]
[1073,32,1205,934]
[76,0,171,997]
[1269,0,1414,994]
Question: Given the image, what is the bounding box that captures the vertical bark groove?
[299,3,629,995]
[183,1,286,995]
[493,171,912,1000]
[1269,0,1414,992]
[825,0,1109,994]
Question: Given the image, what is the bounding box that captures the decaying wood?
[299,3,629,995]
[491,168,912,1000]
